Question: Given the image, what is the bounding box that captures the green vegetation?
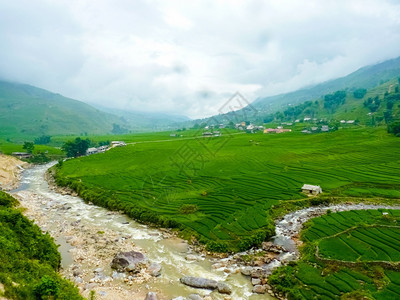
[353,88,367,99]
[22,141,35,153]
[269,209,400,299]
[0,191,82,300]
[53,126,400,252]
[62,138,90,158]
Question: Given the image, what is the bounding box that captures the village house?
[213,131,221,137]
[202,132,213,136]
[111,141,127,147]
[246,124,255,130]
[12,152,32,159]
[321,125,329,132]
[86,147,99,155]
[301,184,322,195]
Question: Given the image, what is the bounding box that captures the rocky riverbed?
[11,163,268,300]
[10,162,400,300]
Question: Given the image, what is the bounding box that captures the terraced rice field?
[270,209,400,299]
[54,127,400,251]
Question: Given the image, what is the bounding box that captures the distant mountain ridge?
[0,80,125,139]
[253,56,400,112]
[0,81,189,140]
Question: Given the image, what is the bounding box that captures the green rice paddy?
[54,127,400,251]
[270,209,400,299]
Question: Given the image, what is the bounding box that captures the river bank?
[0,154,28,191]
[10,162,400,300]
[12,163,267,300]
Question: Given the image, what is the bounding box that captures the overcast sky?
[1,0,400,118]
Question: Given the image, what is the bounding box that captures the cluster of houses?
[86,141,126,156]
[301,125,330,134]
[340,120,355,124]
[235,122,264,133]
[263,127,292,134]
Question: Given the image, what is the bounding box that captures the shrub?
[179,204,198,214]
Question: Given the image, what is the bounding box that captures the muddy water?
[11,163,270,300]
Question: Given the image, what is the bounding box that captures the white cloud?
[0,0,399,118]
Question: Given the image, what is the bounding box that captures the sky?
[1,0,400,119]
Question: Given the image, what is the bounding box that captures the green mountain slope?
[253,56,400,113]
[0,81,128,139]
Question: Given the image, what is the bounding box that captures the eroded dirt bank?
[0,154,27,191]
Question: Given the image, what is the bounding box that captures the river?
[12,163,399,300]
[11,163,270,300]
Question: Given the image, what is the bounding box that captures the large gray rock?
[217,282,232,294]
[147,262,162,277]
[252,285,267,294]
[180,277,218,290]
[250,268,267,278]
[111,251,148,273]
[144,292,157,300]
[240,266,253,276]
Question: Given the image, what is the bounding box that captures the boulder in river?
[144,292,158,300]
[252,285,267,294]
[111,251,148,273]
[240,266,253,276]
[180,276,218,290]
[147,262,162,277]
[217,282,232,294]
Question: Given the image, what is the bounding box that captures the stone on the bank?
[240,266,253,276]
[250,268,266,278]
[180,276,218,290]
[188,294,203,300]
[217,282,232,294]
[111,251,148,273]
[251,278,261,285]
[252,285,267,294]
[147,262,162,277]
[144,292,158,300]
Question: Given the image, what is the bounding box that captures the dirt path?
[0,154,27,190]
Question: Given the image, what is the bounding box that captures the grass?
[53,126,400,251]
[270,209,400,299]
[0,191,82,300]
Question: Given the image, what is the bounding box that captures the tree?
[62,138,90,158]
[353,88,367,99]
[23,142,34,153]
[34,135,51,145]
[324,90,346,112]
[111,123,128,134]
[388,121,400,136]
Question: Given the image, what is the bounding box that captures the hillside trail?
[127,132,246,145]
